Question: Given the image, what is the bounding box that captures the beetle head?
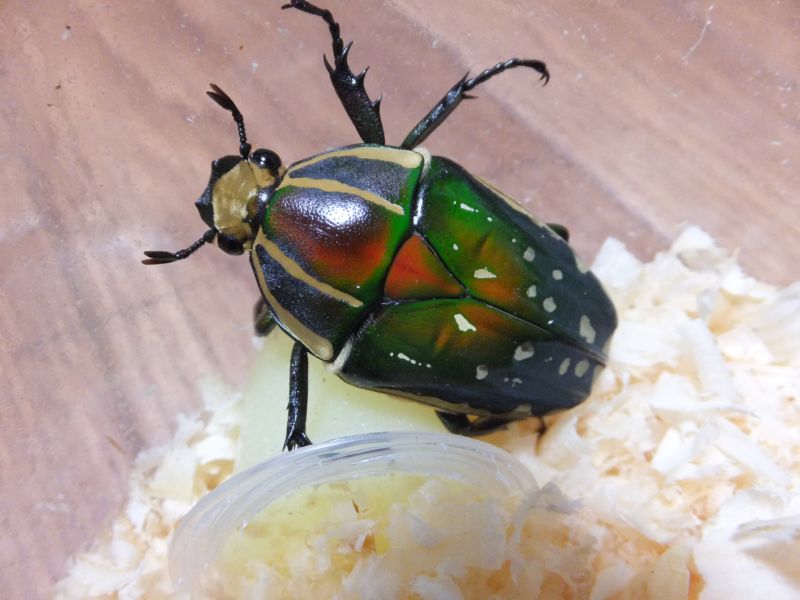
[143,85,284,265]
[194,148,284,256]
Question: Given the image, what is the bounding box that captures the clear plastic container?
[169,431,535,597]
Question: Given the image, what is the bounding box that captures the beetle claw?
[283,431,312,451]
[323,53,335,75]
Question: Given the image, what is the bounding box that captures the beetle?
[144,0,617,451]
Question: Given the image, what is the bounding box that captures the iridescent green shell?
[252,146,617,418]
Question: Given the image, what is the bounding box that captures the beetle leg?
[284,341,313,451]
[253,297,276,337]
[282,0,385,145]
[436,411,519,436]
[401,58,549,149]
[547,223,570,242]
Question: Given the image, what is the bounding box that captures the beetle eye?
[217,232,245,255]
[251,149,282,174]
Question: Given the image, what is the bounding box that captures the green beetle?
[145,0,617,450]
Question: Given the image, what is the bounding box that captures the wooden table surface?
[1,1,798,596]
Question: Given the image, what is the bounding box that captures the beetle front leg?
[402,58,549,149]
[282,0,385,145]
[284,341,313,451]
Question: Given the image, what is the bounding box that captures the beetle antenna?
[142,229,217,265]
[206,83,251,159]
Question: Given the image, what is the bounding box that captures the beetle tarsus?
[283,0,386,145]
[284,341,313,451]
[402,58,550,149]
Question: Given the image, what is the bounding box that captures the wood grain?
[1,1,797,596]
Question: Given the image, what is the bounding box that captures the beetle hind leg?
[284,341,313,451]
[402,58,549,149]
[436,411,519,436]
[547,223,570,242]
[283,0,385,145]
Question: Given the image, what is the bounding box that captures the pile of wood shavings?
[492,226,800,598]
[55,227,800,599]
[54,381,242,599]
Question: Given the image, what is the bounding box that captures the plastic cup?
[169,431,535,596]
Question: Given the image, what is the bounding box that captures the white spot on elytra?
[453,243,459,251]
[514,342,535,361]
[575,359,590,377]
[526,284,537,298]
[454,313,477,332]
[559,358,571,375]
[460,203,477,212]
[543,297,557,312]
[523,247,536,261]
[579,315,596,344]
[476,364,488,380]
[474,268,496,279]
[397,352,427,367]
[487,216,493,222]
[511,377,522,387]
[553,269,563,280]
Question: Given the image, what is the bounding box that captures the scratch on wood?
[682,5,714,62]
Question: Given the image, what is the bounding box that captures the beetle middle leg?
[436,411,519,436]
[282,0,385,145]
[253,297,276,337]
[402,58,549,149]
[284,341,313,450]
